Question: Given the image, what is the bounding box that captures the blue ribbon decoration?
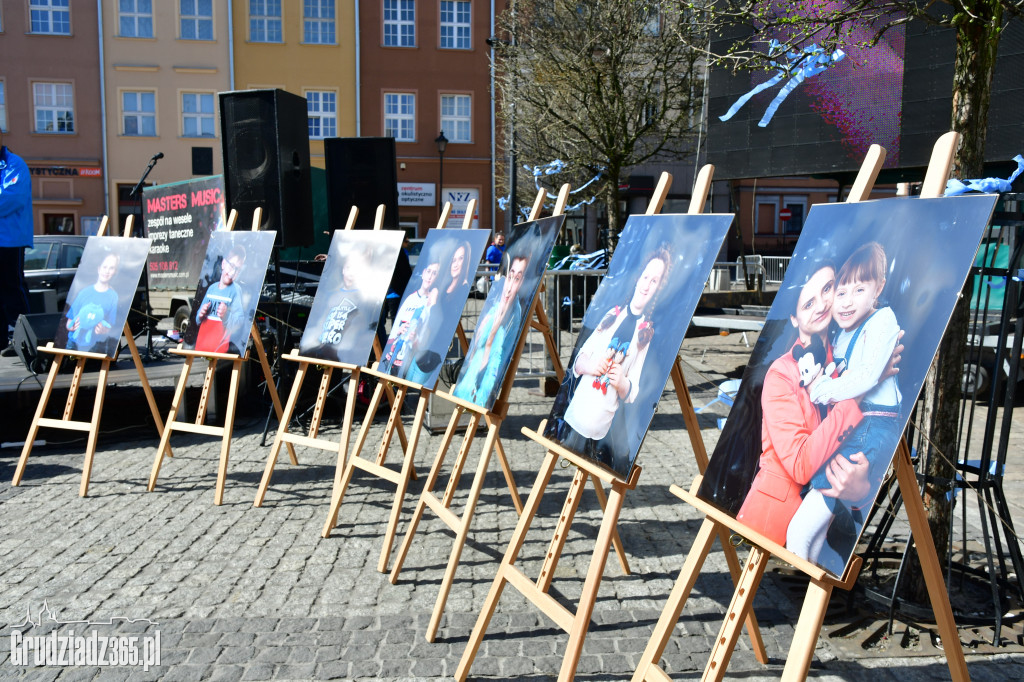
[720,40,845,128]
[945,154,1024,196]
[497,159,605,216]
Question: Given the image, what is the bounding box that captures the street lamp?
[435,131,448,218]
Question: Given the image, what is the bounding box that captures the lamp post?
[435,131,448,218]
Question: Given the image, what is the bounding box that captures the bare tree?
[493,0,704,244]
[686,0,1022,602]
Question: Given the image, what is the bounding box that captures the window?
[30,0,70,35]
[440,94,470,143]
[304,0,335,44]
[182,93,215,137]
[122,91,156,136]
[44,214,75,235]
[383,0,415,47]
[306,91,337,138]
[384,93,415,141]
[0,81,6,132]
[439,1,470,49]
[249,0,281,43]
[180,0,213,40]
[33,82,74,133]
[119,0,153,38]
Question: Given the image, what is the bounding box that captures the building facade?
[359,0,495,236]
[0,0,106,236]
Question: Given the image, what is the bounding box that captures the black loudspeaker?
[192,146,213,176]
[12,313,60,374]
[219,89,313,247]
[324,137,399,231]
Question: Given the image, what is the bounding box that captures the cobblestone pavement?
[1,332,1022,680]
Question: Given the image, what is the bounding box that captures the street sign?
[779,207,792,221]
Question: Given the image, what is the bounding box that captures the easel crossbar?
[163,421,225,438]
[422,491,461,529]
[36,418,93,433]
[348,455,407,485]
[502,563,575,632]
[279,432,347,452]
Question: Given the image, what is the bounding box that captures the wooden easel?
[12,215,169,496]
[631,134,971,682]
[455,169,767,681]
[252,204,412,506]
[388,182,672,644]
[146,208,296,505]
[319,200,482,574]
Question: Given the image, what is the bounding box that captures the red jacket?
[736,338,862,546]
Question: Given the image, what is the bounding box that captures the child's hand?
[68,317,79,332]
[216,302,228,318]
[199,301,212,320]
[881,330,904,381]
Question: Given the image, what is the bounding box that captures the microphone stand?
[129,154,162,361]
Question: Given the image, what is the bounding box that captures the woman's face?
[97,255,118,284]
[790,266,836,340]
[630,258,666,313]
[450,246,466,279]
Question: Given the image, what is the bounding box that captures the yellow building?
[230,0,358,169]
[100,0,232,236]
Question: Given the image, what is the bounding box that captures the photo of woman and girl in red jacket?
[699,195,996,577]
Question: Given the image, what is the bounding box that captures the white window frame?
[249,0,282,43]
[384,92,415,142]
[122,90,157,137]
[180,0,214,41]
[439,1,470,50]
[383,0,415,47]
[33,82,75,134]
[306,90,337,139]
[440,94,471,143]
[119,0,154,38]
[30,0,70,35]
[182,92,216,138]
[303,0,336,44]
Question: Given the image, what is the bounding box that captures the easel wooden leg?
[251,324,298,466]
[12,354,62,486]
[456,449,561,682]
[389,406,470,584]
[558,476,630,682]
[492,435,524,514]
[254,359,310,507]
[631,518,719,682]
[671,359,768,663]
[894,440,970,682]
[704,546,768,682]
[588,474,631,575]
[377,394,428,573]
[213,358,243,506]
[148,357,194,491]
[538,468,587,591]
[533,298,565,379]
[79,358,111,497]
[780,577,833,682]
[322,371,368,537]
[424,414,494,642]
[123,324,169,450]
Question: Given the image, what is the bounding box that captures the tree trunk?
[901,1,1001,604]
[604,175,624,251]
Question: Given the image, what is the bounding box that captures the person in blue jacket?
[0,130,34,349]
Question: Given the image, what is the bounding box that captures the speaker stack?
[219,89,314,248]
[324,137,399,231]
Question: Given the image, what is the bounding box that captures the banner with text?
[142,176,226,290]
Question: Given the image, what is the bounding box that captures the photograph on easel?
[298,230,404,364]
[450,215,564,409]
[182,230,276,355]
[543,213,732,480]
[377,228,491,387]
[698,194,997,577]
[53,236,152,358]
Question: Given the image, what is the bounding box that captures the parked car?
[23,235,87,313]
